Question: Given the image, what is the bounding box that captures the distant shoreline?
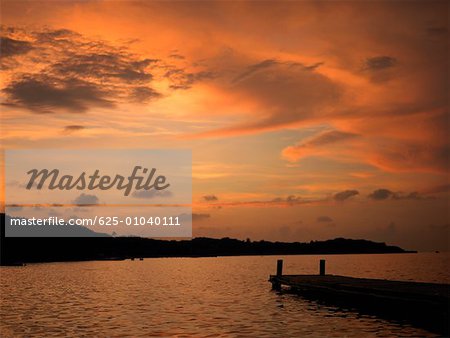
[1,213,416,266]
[2,250,420,266]
[0,239,418,266]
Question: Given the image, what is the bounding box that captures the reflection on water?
[1,253,448,337]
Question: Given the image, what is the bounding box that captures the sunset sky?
[1,1,448,250]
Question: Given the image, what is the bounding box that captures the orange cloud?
[0,1,448,249]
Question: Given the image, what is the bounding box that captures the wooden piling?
[277,259,283,276]
[272,259,283,290]
[320,259,325,276]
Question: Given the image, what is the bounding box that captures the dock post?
[277,259,283,276]
[272,259,283,290]
[319,259,326,276]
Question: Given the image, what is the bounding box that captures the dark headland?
[0,213,415,265]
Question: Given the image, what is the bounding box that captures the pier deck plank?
[269,274,449,335]
[270,274,449,299]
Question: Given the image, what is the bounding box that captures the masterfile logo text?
[5,149,192,238]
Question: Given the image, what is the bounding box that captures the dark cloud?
[3,76,114,113]
[131,58,160,68]
[192,213,211,221]
[0,36,33,57]
[51,53,153,83]
[334,190,359,201]
[169,53,185,60]
[368,188,393,200]
[73,193,99,205]
[210,194,324,208]
[203,195,218,202]
[232,59,278,83]
[130,86,162,103]
[63,125,85,134]
[165,68,215,90]
[271,195,302,205]
[308,130,359,147]
[365,56,397,71]
[282,130,359,162]
[201,59,340,135]
[373,140,449,173]
[232,59,324,83]
[317,216,333,223]
[132,190,172,199]
[303,62,324,71]
[1,27,162,113]
[368,189,433,201]
[36,29,80,42]
[393,191,436,201]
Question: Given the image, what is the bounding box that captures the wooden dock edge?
[268,260,449,336]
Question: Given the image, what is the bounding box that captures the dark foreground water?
[1,253,448,337]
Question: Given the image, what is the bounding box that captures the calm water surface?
[1,253,448,337]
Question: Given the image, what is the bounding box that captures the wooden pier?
[269,259,450,335]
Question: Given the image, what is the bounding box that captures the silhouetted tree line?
[0,214,413,265]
